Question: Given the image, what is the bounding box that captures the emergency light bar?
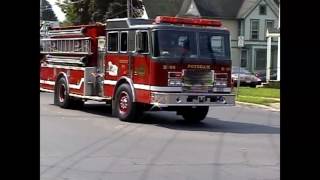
[154,16,222,27]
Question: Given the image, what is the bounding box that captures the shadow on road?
[57,103,280,135]
[82,103,113,116]
[137,112,280,134]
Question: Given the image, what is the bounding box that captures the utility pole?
[277,4,280,81]
[127,0,132,18]
[40,0,43,22]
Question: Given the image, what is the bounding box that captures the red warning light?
[154,16,222,27]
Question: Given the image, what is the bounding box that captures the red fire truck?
[40,16,235,122]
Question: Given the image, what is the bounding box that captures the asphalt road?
[40,92,280,180]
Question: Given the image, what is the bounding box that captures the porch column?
[266,36,272,82]
[277,36,280,81]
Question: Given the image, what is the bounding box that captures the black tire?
[114,83,140,122]
[180,106,209,122]
[54,77,71,108]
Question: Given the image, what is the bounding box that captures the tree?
[104,0,144,20]
[58,0,144,25]
[57,0,94,25]
[41,0,58,21]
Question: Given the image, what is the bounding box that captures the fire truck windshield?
[153,30,197,58]
[199,32,226,58]
[153,30,229,60]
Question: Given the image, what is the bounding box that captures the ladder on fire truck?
[47,27,84,36]
[40,27,92,66]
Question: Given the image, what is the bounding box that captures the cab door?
[133,31,150,84]
[131,30,151,103]
[118,31,130,77]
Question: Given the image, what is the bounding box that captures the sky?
[46,0,149,22]
[47,0,66,22]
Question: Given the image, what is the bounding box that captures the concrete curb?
[236,101,280,112]
[238,95,280,101]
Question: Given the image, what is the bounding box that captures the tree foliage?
[58,0,144,25]
[41,0,58,21]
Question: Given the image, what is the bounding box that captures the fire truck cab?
[40,16,235,122]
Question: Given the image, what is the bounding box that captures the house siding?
[241,0,279,73]
[221,19,239,40]
[221,19,241,66]
[244,0,278,41]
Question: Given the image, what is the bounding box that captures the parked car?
[231,66,262,87]
[254,70,277,82]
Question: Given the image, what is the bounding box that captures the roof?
[106,18,154,29]
[144,0,279,20]
[177,0,245,19]
[143,0,184,19]
[237,0,279,19]
[105,17,229,32]
[177,0,201,17]
[236,0,259,18]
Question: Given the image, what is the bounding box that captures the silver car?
[232,67,262,87]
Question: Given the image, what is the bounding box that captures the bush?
[264,81,280,89]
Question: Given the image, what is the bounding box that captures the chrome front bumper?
[150,92,235,107]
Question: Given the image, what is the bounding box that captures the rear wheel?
[54,77,71,108]
[54,77,84,109]
[179,106,209,123]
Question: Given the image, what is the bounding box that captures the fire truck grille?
[182,70,213,92]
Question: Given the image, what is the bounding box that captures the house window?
[265,20,274,39]
[120,32,128,52]
[241,49,248,67]
[259,5,266,15]
[250,20,259,40]
[255,49,267,70]
[266,20,274,32]
[107,32,118,52]
[266,20,274,30]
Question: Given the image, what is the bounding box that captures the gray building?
[144,0,279,74]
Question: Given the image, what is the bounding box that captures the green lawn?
[233,87,280,106]
[235,87,280,99]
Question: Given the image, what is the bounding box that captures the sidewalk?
[238,95,280,101]
[269,102,280,109]
[236,101,280,112]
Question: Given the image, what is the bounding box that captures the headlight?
[215,81,227,87]
[214,73,228,87]
[168,79,182,86]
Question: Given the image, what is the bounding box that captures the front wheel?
[179,106,209,123]
[114,84,141,122]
